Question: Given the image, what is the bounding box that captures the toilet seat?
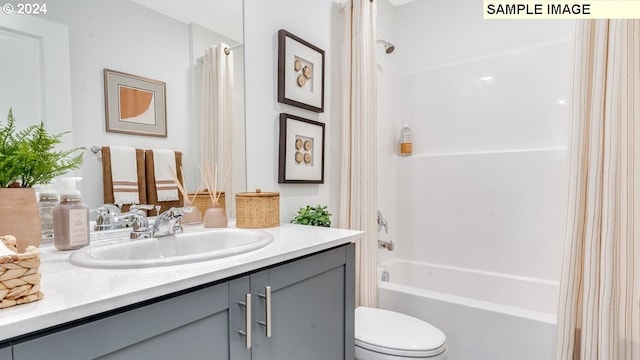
[355,307,447,358]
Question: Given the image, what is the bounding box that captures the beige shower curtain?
[556,20,640,360]
[339,0,378,307]
[200,44,234,214]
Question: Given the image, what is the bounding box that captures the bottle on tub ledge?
[53,177,90,250]
[399,123,413,157]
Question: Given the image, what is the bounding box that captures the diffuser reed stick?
[166,165,189,200]
[197,161,230,207]
[179,166,200,204]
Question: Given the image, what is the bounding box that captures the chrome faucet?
[95,204,154,231]
[130,207,185,239]
[377,210,389,233]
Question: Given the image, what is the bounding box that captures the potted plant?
[291,204,332,227]
[0,108,84,251]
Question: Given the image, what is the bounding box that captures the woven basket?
[236,189,280,228]
[187,191,226,218]
[0,235,43,309]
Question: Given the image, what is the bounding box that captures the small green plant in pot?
[291,205,331,227]
[0,108,84,188]
[0,108,84,251]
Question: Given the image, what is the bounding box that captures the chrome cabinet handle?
[258,286,272,338]
[237,293,252,349]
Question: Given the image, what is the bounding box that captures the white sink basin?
[70,228,274,269]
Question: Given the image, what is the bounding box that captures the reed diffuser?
[201,162,230,228]
[166,165,202,224]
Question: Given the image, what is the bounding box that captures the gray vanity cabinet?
[12,282,231,360]
[10,243,355,360]
[0,345,11,360]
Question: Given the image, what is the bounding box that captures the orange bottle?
[399,123,413,156]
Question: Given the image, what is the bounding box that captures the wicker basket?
[187,191,226,218]
[236,189,280,228]
[0,235,43,309]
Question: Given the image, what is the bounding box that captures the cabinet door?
[0,345,11,360]
[13,283,230,360]
[251,244,355,360]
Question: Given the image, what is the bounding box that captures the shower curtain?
[200,44,234,214]
[339,0,378,307]
[556,20,640,360]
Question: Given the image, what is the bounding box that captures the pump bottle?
[38,184,59,245]
[53,177,90,250]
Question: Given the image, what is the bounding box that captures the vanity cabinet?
[0,345,11,360]
[10,243,355,360]
[12,282,231,359]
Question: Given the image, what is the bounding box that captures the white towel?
[109,146,140,205]
[153,149,179,201]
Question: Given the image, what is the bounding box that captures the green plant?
[0,108,84,188]
[291,204,332,227]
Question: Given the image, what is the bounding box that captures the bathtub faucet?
[377,210,389,233]
[378,239,394,251]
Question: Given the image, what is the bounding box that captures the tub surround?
[379,259,557,360]
[0,223,362,343]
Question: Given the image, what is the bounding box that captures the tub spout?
[378,239,394,251]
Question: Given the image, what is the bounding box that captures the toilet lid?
[355,307,447,357]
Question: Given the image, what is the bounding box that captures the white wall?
[384,0,574,281]
[244,0,344,223]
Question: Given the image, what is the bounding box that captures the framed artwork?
[104,68,167,137]
[277,29,325,113]
[278,113,325,184]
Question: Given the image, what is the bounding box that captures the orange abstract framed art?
[103,68,167,137]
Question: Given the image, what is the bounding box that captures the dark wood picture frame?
[277,29,325,113]
[278,113,325,184]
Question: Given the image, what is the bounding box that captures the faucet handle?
[101,204,122,215]
[165,207,188,218]
[131,214,149,232]
[95,205,119,226]
[131,204,154,211]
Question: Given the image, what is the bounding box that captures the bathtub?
[378,259,558,360]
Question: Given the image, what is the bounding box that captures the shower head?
[377,39,395,54]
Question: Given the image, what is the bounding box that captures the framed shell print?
[278,113,325,183]
[277,29,325,113]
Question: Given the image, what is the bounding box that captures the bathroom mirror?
[0,0,245,210]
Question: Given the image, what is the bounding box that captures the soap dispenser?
[53,177,90,250]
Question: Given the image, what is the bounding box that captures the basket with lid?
[235,189,280,228]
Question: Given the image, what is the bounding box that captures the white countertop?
[0,223,362,342]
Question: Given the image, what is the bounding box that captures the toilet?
[355,307,448,360]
